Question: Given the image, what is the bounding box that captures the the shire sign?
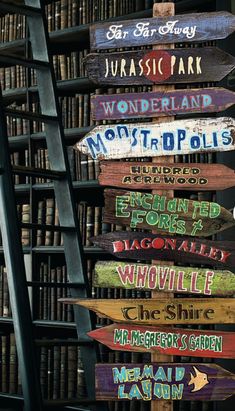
[95,363,235,401]
[75,117,235,160]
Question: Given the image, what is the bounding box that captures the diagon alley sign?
[91,232,235,271]
[90,12,235,49]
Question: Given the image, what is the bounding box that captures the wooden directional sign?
[91,87,235,121]
[75,117,235,160]
[84,48,235,86]
[90,11,235,49]
[99,162,235,191]
[95,363,235,401]
[94,261,235,296]
[91,232,235,270]
[103,189,235,237]
[89,323,235,359]
[60,298,235,325]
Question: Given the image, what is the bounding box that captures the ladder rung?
[21,223,77,233]
[27,281,85,288]
[0,55,49,70]
[12,165,66,180]
[35,336,93,346]
[0,2,41,17]
[6,108,58,123]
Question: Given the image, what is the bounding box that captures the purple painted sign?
[96,363,235,401]
[91,87,235,121]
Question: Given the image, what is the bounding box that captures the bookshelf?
[0,0,234,410]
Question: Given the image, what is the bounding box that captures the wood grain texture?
[89,323,235,359]
[91,232,235,271]
[95,363,235,401]
[93,261,235,296]
[84,48,235,86]
[75,117,235,160]
[103,189,235,237]
[60,298,235,325]
[91,87,235,120]
[99,161,235,191]
[90,12,235,49]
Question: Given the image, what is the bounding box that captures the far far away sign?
[94,261,235,296]
[103,189,235,237]
[84,48,235,86]
[75,117,235,160]
[60,298,235,325]
[91,232,235,271]
[99,162,235,191]
[91,87,235,121]
[90,11,235,49]
[89,323,235,359]
[95,363,235,401]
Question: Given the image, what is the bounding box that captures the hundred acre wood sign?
[84,48,235,86]
[91,87,235,121]
[95,363,235,401]
[91,232,235,270]
[90,12,235,49]
[99,162,235,191]
[93,261,235,296]
[60,298,235,325]
[76,117,235,160]
[62,298,235,325]
[103,189,235,237]
[89,323,235,359]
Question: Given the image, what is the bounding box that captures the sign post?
[152,4,174,411]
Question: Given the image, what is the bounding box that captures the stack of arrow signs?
[60,4,235,404]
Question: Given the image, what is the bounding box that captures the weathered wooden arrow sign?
[103,189,235,237]
[95,363,235,401]
[90,11,235,49]
[60,298,235,325]
[94,261,235,296]
[75,117,235,160]
[91,87,235,121]
[84,48,235,86]
[99,162,235,191]
[91,232,235,271]
[89,323,235,359]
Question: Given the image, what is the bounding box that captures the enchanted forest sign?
[99,162,235,191]
[90,12,235,49]
[103,189,235,236]
[89,323,235,359]
[84,48,235,85]
[76,117,235,160]
[94,261,235,296]
[95,363,235,401]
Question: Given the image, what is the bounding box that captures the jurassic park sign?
[89,323,235,359]
[84,48,235,85]
[95,363,235,401]
[75,117,235,160]
[99,162,235,191]
[103,189,235,237]
[90,12,235,49]
[91,87,235,121]
[60,298,235,325]
[93,261,235,296]
[91,232,235,271]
